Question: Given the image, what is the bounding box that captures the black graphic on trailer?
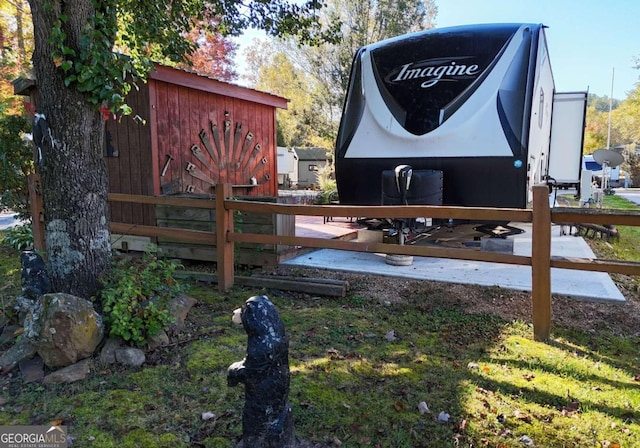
[334,23,574,209]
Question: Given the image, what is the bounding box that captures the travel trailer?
[335,23,587,208]
[277,147,299,187]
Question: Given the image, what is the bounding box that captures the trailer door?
[548,91,587,187]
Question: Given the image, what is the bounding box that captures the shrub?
[97,251,187,346]
[1,223,33,251]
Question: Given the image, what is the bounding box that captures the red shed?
[105,64,287,226]
[15,65,295,265]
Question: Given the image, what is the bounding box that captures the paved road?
[0,211,22,231]
[616,188,640,205]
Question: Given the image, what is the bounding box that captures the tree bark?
[28,0,111,298]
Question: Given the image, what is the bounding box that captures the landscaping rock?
[99,338,123,365]
[168,294,197,334]
[0,325,21,347]
[43,359,92,385]
[20,251,50,300]
[114,347,145,367]
[24,293,104,369]
[147,330,170,350]
[18,355,44,383]
[0,337,36,373]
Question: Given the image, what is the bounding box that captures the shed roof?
[13,64,289,110]
[150,65,288,109]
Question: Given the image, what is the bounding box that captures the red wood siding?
[106,86,154,226]
[148,78,279,198]
[105,64,284,226]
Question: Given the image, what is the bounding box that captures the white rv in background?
[583,154,621,186]
[276,147,299,188]
[335,23,587,208]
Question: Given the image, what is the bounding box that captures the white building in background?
[294,147,331,188]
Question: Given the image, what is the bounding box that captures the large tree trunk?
[28,0,111,298]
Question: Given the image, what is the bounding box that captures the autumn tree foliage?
[0,0,32,114]
[182,30,238,81]
[178,22,238,81]
[0,0,33,217]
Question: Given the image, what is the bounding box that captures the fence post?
[216,182,234,291]
[531,184,552,341]
[28,173,46,253]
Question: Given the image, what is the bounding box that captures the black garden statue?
[228,295,296,448]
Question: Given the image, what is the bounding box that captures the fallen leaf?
[201,411,215,420]
[385,330,397,342]
[418,401,431,414]
[519,435,534,446]
[393,401,405,412]
[566,401,580,411]
[562,401,580,417]
[513,410,532,423]
[523,373,536,381]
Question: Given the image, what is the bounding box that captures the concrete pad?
[282,223,626,303]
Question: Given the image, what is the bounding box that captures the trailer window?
[538,89,544,128]
[585,161,602,171]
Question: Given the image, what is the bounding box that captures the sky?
[426,0,640,99]
[235,0,640,100]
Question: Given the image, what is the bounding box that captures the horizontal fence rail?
[100,184,640,342]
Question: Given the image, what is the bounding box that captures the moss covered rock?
[24,293,104,368]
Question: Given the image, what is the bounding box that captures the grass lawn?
[0,197,639,447]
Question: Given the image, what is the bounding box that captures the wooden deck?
[295,215,365,240]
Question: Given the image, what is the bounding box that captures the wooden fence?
[30,180,640,342]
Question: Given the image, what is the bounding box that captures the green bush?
[1,223,33,250]
[97,251,187,346]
